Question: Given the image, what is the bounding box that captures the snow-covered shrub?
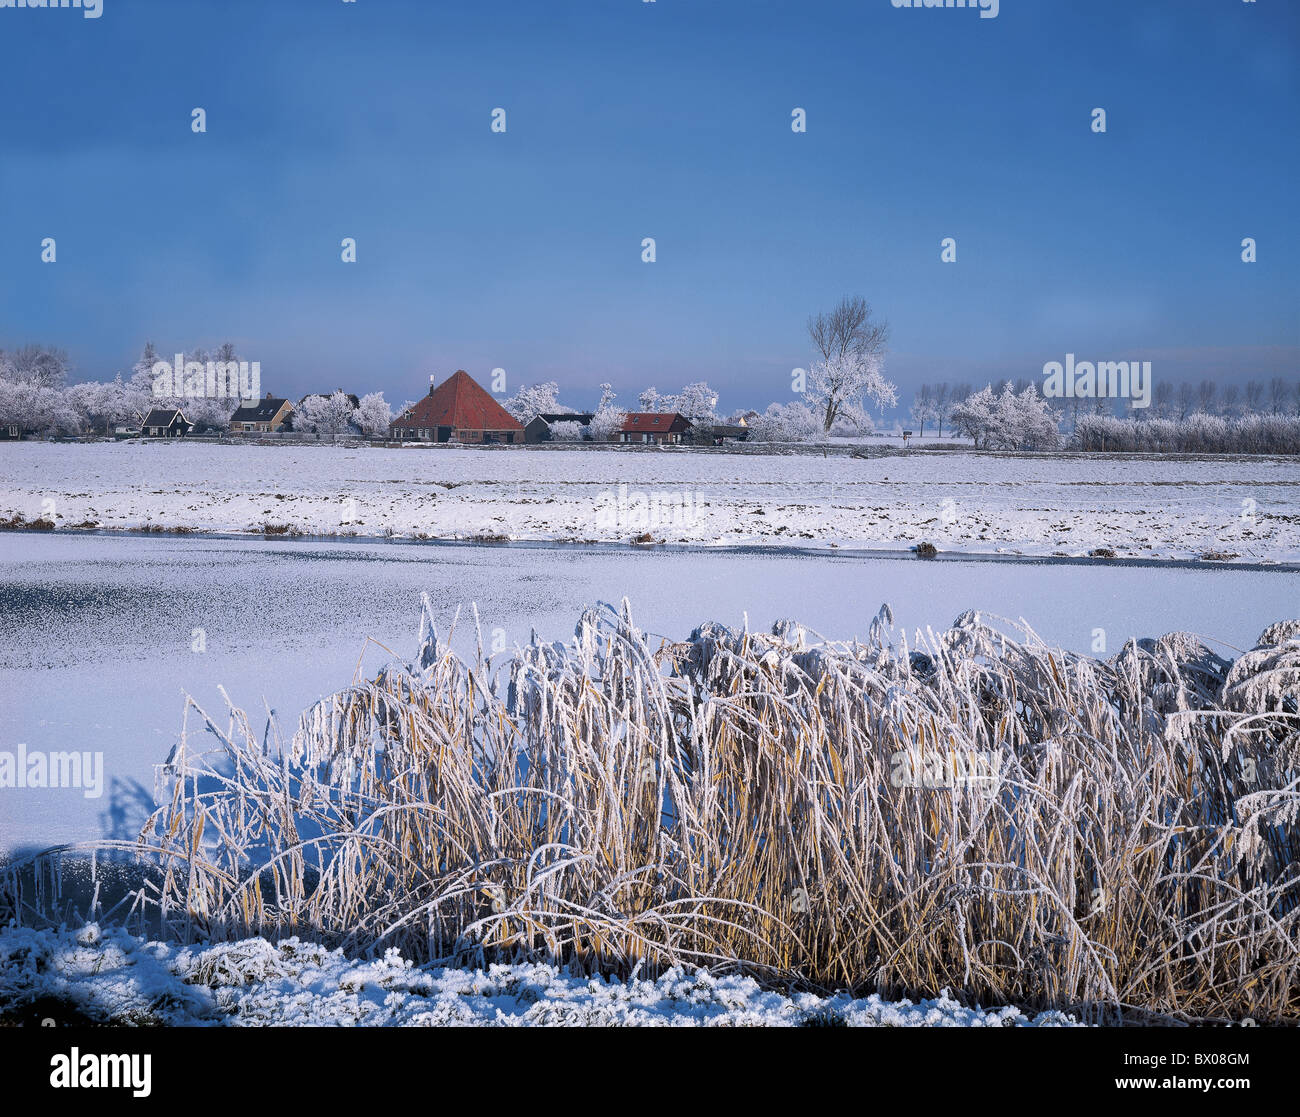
[547,420,586,442]
[746,401,825,443]
[1070,412,1300,454]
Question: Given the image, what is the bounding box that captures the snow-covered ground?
[0,923,1081,1027]
[2,441,1295,561]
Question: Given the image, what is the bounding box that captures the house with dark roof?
[141,408,193,438]
[389,370,525,444]
[523,412,595,444]
[614,412,692,445]
[230,393,293,434]
[708,424,749,445]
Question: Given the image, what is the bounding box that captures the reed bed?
[8,600,1298,1023]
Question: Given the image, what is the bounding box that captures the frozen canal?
[1,531,1296,854]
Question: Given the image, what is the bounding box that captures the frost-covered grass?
[0,923,1081,1027]
[1,441,1295,560]
[5,602,1297,1024]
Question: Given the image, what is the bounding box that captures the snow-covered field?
[2,443,1294,1028]
[2,441,1296,561]
[0,923,1081,1027]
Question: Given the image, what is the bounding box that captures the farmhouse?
[524,412,595,444]
[140,408,192,438]
[230,394,294,434]
[710,424,749,445]
[389,370,524,444]
[614,412,692,445]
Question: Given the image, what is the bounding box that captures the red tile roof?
[392,370,524,432]
[619,412,691,433]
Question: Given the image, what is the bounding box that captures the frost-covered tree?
[827,401,875,437]
[949,385,998,448]
[1,344,71,390]
[354,392,393,436]
[656,381,719,425]
[296,390,357,435]
[909,384,935,437]
[588,383,627,442]
[805,297,895,431]
[0,380,82,435]
[931,382,952,436]
[64,380,123,434]
[805,352,896,431]
[504,381,562,424]
[638,386,661,411]
[129,341,163,399]
[1002,384,1060,450]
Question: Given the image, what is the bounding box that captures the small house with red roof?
[614,412,692,445]
[389,370,525,444]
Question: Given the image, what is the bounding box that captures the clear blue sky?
[0,0,1295,414]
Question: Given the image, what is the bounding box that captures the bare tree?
[1197,380,1217,414]
[1268,377,1288,415]
[808,296,889,365]
[1219,383,1240,418]
[910,384,934,436]
[1152,380,1174,419]
[932,382,951,436]
[1176,382,1195,421]
[1244,380,1264,414]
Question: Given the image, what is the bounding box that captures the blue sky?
[0,0,1296,414]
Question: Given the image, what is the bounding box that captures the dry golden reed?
[11,599,1298,1024]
